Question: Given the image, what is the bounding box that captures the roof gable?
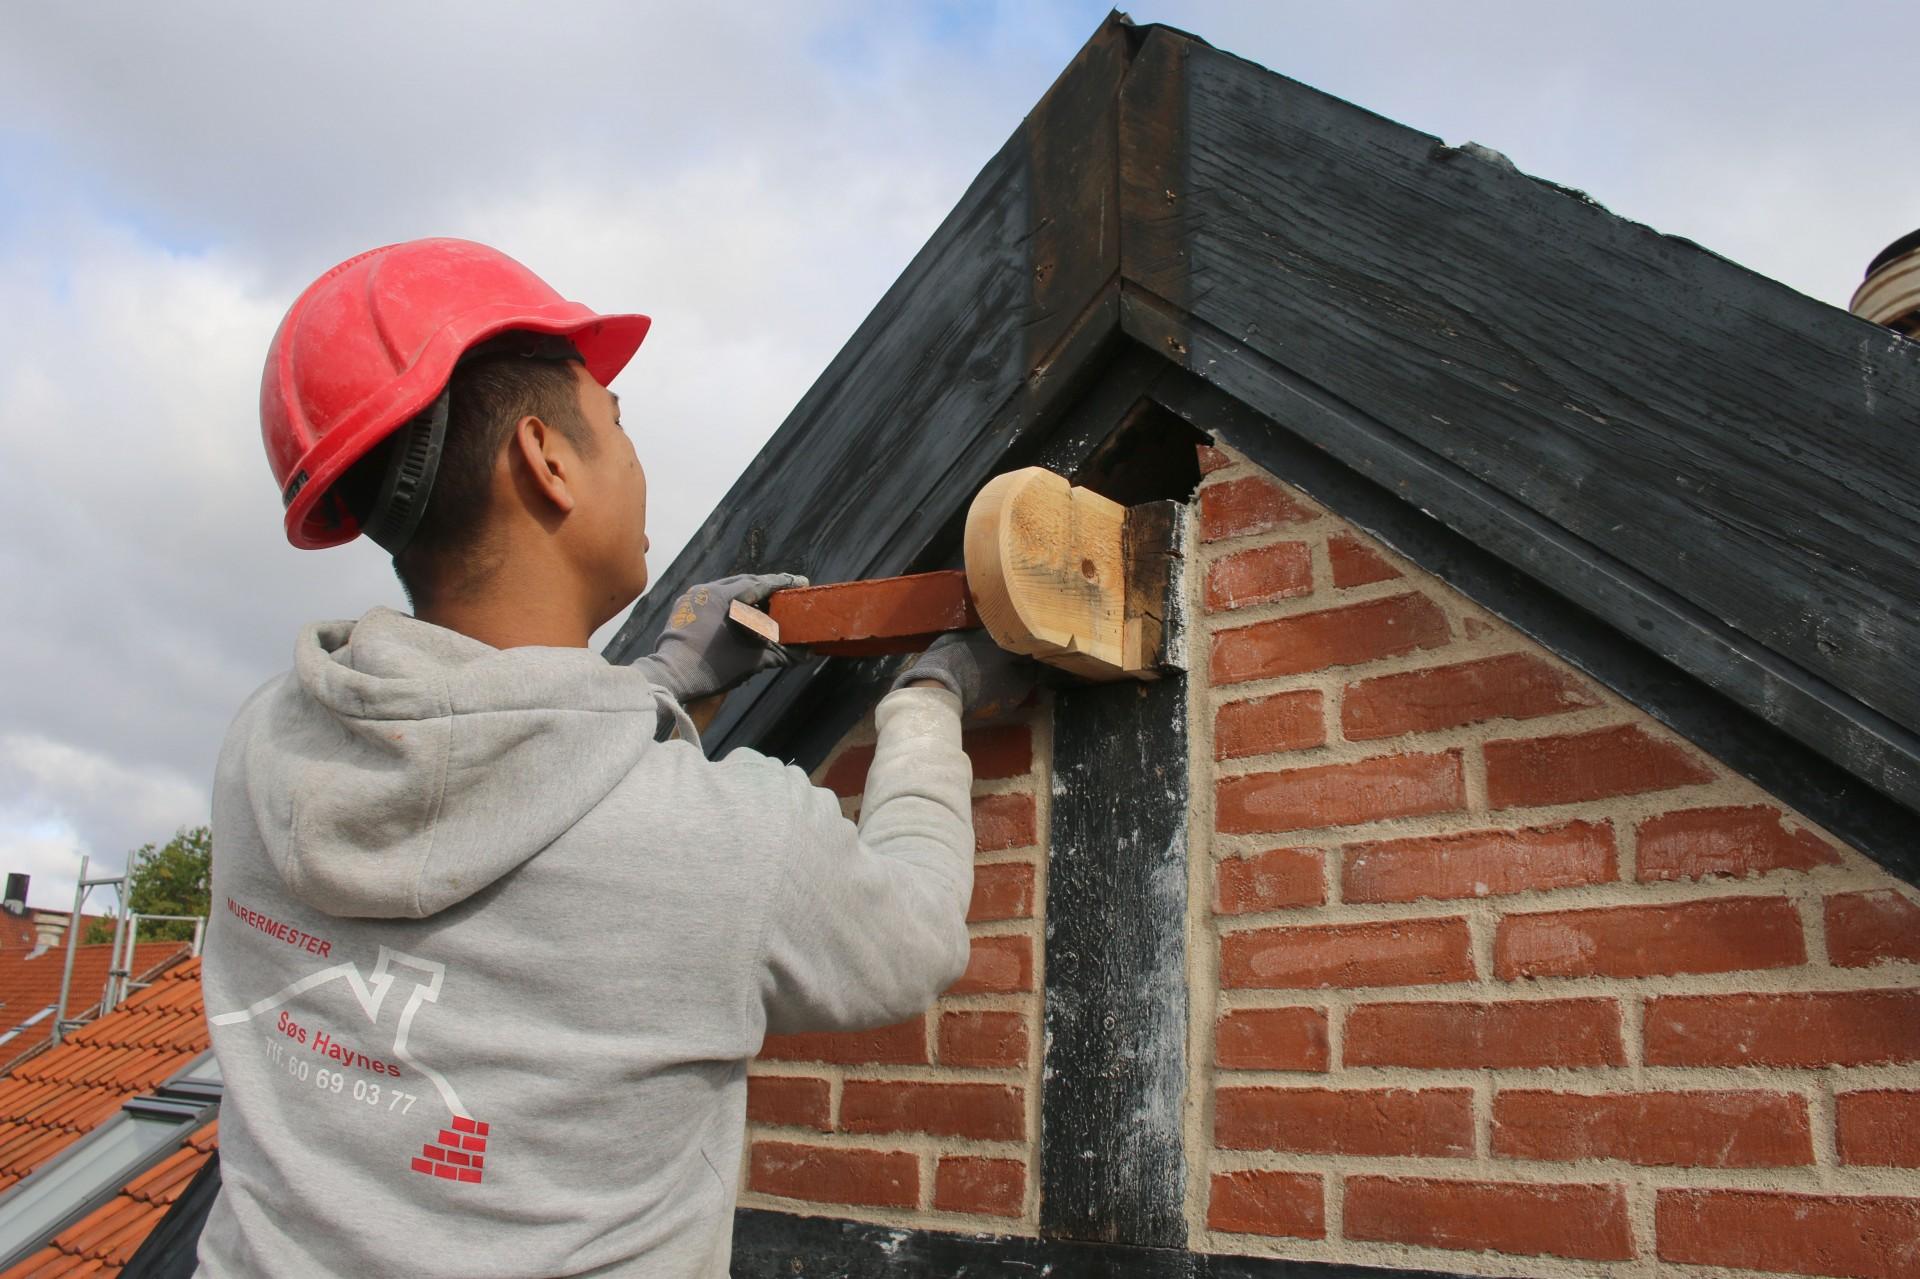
[606,13,1920,877]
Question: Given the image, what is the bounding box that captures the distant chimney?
[3,874,27,914]
[1851,230,1920,336]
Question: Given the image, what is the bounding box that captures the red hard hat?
[262,238,651,549]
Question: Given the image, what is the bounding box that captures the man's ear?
[511,414,576,514]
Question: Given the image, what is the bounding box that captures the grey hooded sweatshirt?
[196,606,974,1278]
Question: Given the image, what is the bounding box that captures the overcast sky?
[1,1,1913,913]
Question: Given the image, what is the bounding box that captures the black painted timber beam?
[732,1207,1491,1279]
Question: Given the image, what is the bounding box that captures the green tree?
[84,825,212,944]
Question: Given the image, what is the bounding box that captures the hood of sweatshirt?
[247,607,671,920]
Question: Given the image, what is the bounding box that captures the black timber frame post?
[1027,374,1204,1255]
[1030,20,1202,1227]
[1042,673,1192,1246]
[1033,15,1197,1247]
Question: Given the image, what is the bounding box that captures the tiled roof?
[2,1121,217,1279]
[0,957,205,1199]
[0,943,190,1072]
[0,911,36,954]
[0,957,211,1278]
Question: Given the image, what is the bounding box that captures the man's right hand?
[634,572,806,703]
[892,630,1035,719]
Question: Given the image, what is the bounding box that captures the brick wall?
[739,703,1049,1230]
[1190,442,1920,1277]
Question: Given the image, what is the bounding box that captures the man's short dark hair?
[343,354,597,609]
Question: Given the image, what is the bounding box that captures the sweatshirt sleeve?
[756,685,975,1036]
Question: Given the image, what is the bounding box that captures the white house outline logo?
[210,945,467,1119]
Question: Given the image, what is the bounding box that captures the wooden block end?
[727,598,782,645]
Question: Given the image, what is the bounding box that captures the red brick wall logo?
[412,1115,490,1184]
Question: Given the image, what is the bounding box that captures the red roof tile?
[0,960,207,1279]
[0,943,189,1070]
[0,911,36,955]
[0,958,204,1187]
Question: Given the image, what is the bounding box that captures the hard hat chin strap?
[360,331,584,558]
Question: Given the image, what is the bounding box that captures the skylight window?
[0,1051,222,1270]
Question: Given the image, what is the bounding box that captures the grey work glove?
[891,629,1036,720]
[633,573,807,703]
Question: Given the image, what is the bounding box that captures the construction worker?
[198,238,1027,1276]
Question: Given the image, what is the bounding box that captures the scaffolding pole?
[52,859,127,1044]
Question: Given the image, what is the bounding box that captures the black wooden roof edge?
[1114,23,1920,815]
[604,14,1920,860]
[602,11,1151,750]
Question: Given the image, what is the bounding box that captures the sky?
[1,1,1914,913]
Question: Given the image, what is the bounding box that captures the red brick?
[745,1075,831,1132]
[1212,594,1452,685]
[840,1080,1024,1141]
[972,792,1037,852]
[749,1141,917,1209]
[1217,751,1463,835]
[1215,690,1325,760]
[1645,990,1920,1067]
[1214,848,1325,915]
[1346,1177,1634,1262]
[820,743,875,799]
[1328,533,1400,588]
[1215,1007,1330,1071]
[1657,1189,1920,1279]
[1485,724,1713,809]
[821,724,1031,799]
[1346,999,1624,1068]
[938,1011,1028,1069]
[1838,1091,1920,1167]
[1206,542,1313,612]
[963,724,1032,781]
[1342,653,1598,740]
[768,571,976,648]
[1196,442,1234,474]
[1495,896,1805,980]
[948,935,1033,995]
[760,1016,927,1065]
[1343,821,1615,904]
[1208,1171,1325,1239]
[1636,804,1841,882]
[934,1156,1024,1218]
[1494,1090,1812,1167]
[1827,890,1920,968]
[1216,1087,1473,1157]
[1200,475,1315,541]
[968,862,1035,922]
[1220,917,1473,990]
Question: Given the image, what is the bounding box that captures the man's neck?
[415,594,595,650]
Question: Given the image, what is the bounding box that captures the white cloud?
[0,825,89,913]
[0,733,208,907]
